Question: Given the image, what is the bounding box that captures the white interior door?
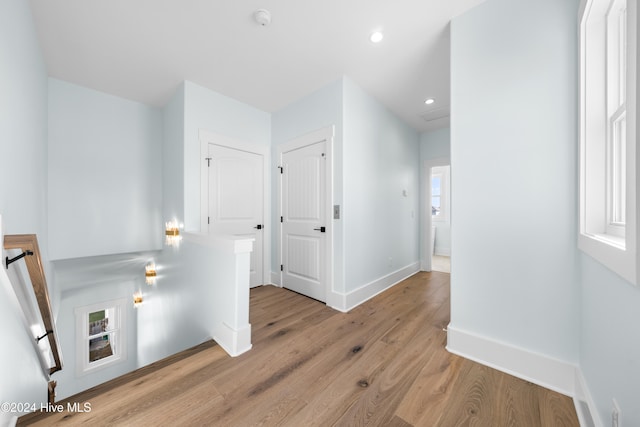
[281,140,327,302]
[207,143,263,287]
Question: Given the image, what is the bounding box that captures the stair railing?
[4,234,63,375]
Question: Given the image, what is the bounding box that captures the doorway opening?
[430,165,451,273]
[422,158,451,273]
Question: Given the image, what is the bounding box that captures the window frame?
[579,0,638,284]
[606,0,628,237]
[75,298,127,375]
[431,166,450,223]
[432,171,443,219]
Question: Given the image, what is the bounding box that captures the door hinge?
[205,157,212,167]
[207,216,210,224]
[280,264,283,271]
[278,166,283,174]
[280,216,283,223]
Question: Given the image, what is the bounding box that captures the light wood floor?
[19,272,578,426]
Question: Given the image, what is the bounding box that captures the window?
[579,0,638,283]
[75,299,127,374]
[606,0,627,237]
[432,174,442,217]
[431,166,450,222]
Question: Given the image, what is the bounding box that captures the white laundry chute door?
[207,143,264,288]
[281,139,327,302]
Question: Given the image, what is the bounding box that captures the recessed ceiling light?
[370,31,384,43]
[425,98,435,105]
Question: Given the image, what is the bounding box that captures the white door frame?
[421,157,450,272]
[277,126,334,303]
[199,129,270,286]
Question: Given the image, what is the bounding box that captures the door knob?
[313,226,326,232]
[254,224,263,230]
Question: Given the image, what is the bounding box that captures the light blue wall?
[271,77,420,295]
[138,238,246,367]
[182,81,271,232]
[450,0,579,364]
[271,78,344,290]
[0,0,49,240]
[48,79,163,260]
[163,83,186,225]
[343,78,420,292]
[577,2,640,425]
[420,128,450,161]
[0,0,51,420]
[46,79,163,399]
[50,79,272,400]
[580,257,640,425]
[53,275,140,400]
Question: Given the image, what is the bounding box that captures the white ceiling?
[29,0,485,133]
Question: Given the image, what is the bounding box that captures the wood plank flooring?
[18,272,579,426]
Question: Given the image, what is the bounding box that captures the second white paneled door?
[206,143,264,287]
[280,130,331,302]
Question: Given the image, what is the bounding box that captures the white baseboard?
[573,368,601,427]
[328,262,420,312]
[326,290,347,313]
[446,324,577,397]
[213,322,252,357]
[270,271,281,287]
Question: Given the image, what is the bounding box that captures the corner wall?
[271,79,344,291]
[271,77,420,309]
[449,0,580,393]
[47,79,163,260]
[0,0,52,422]
[576,1,640,424]
[342,78,420,303]
[182,81,271,232]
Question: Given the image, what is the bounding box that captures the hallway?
[19,272,578,426]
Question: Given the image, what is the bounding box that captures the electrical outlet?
[612,399,620,427]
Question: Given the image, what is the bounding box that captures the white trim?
[198,129,271,286]
[213,322,252,357]
[183,232,253,254]
[328,262,420,313]
[446,324,577,397]
[579,0,639,285]
[574,368,603,427]
[326,289,347,312]
[270,271,282,286]
[74,298,128,376]
[434,248,451,256]
[277,126,335,305]
[421,157,450,271]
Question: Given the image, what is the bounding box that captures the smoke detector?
[254,9,271,26]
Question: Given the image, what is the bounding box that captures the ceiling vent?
[420,107,449,123]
